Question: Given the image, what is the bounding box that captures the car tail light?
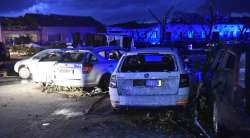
[179,74,189,88]
[82,64,93,74]
[109,75,117,88]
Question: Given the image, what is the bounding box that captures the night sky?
[0,0,249,24]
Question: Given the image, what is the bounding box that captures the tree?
[238,18,250,40]
[201,0,219,42]
[148,6,174,45]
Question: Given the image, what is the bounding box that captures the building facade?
[108,20,250,44]
[0,14,104,45]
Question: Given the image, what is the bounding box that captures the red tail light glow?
[82,64,93,74]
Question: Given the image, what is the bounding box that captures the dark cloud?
[0,0,249,24]
[200,0,250,15]
[0,0,36,13]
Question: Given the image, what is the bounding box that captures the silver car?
[109,48,190,110]
[52,46,125,90]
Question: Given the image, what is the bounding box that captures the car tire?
[98,74,111,92]
[19,67,31,79]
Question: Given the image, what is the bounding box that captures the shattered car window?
[120,54,176,72]
[61,52,87,62]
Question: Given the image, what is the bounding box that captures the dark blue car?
[197,46,250,137]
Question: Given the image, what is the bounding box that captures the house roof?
[110,21,158,29]
[0,13,104,29]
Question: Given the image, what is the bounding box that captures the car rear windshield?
[61,52,87,62]
[120,54,177,72]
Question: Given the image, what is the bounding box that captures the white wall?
[40,26,97,43]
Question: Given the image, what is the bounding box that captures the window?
[33,50,56,60]
[225,53,236,70]
[98,51,106,58]
[90,54,97,62]
[108,50,120,60]
[61,52,86,62]
[239,53,246,88]
[211,51,224,70]
[120,54,176,72]
[40,52,62,62]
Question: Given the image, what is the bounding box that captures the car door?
[216,51,239,126]
[33,52,62,83]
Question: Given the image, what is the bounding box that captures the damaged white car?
[14,49,63,82]
[109,48,190,110]
[52,46,125,90]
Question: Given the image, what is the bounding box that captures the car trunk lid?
[116,72,180,96]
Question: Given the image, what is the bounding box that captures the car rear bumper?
[109,88,189,108]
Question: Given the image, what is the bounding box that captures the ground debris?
[41,84,108,98]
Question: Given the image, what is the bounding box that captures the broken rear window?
[120,54,177,72]
[61,52,87,62]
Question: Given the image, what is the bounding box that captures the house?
[0,13,105,45]
[107,22,160,45]
[107,17,250,44]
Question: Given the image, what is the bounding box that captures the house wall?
[0,23,2,42]
[1,30,40,44]
[108,23,250,44]
[166,24,207,41]
[40,26,97,44]
[107,26,160,44]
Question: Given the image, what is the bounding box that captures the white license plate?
[146,80,162,87]
[60,69,71,73]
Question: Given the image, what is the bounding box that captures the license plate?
[146,80,162,87]
[60,69,71,73]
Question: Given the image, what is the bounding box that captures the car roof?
[124,48,178,55]
[77,46,125,51]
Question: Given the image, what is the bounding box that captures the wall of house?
[1,30,40,44]
[0,24,2,42]
[40,26,97,44]
[166,24,207,41]
[108,23,250,45]
[107,26,160,44]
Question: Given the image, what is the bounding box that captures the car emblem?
[144,73,149,78]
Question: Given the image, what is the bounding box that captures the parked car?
[52,46,125,90]
[109,48,190,110]
[0,43,10,60]
[197,46,250,137]
[14,49,63,80]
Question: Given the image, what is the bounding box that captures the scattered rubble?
[41,84,108,98]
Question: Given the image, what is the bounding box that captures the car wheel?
[19,67,31,79]
[98,74,111,92]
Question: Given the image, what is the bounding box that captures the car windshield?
[120,54,176,72]
[61,52,88,62]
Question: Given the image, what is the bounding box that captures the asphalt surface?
[0,80,205,138]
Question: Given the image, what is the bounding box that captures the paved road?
[0,81,200,138]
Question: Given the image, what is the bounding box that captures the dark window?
[90,54,97,62]
[225,53,236,69]
[40,52,62,62]
[108,50,120,60]
[239,53,246,88]
[61,52,86,62]
[120,54,176,72]
[212,51,224,70]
